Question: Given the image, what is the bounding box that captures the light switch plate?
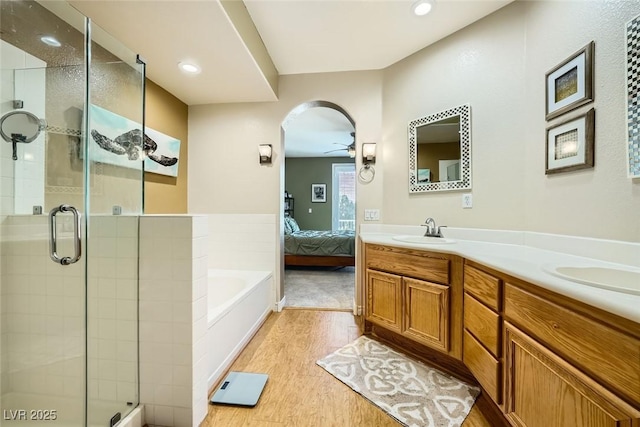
[364,209,380,221]
[462,193,473,209]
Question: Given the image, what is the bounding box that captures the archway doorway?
[280,101,357,311]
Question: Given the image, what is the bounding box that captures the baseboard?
[276,295,286,312]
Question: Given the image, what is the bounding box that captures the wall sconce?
[362,143,376,165]
[258,144,272,164]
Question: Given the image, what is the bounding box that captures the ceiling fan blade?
[323,148,347,154]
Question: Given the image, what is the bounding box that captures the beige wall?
[382,1,640,242]
[144,80,189,213]
[188,71,383,219]
[188,71,383,301]
[188,1,640,250]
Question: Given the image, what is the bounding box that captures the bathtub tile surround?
[206,214,278,306]
[206,214,276,271]
[139,215,209,427]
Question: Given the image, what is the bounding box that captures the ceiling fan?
[324,132,356,157]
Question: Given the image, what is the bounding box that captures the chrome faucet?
[422,217,446,238]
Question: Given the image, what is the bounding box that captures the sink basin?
[543,265,640,295]
[392,235,456,245]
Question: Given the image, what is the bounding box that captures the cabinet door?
[366,270,402,332]
[403,277,449,352]
[504,322,640,427]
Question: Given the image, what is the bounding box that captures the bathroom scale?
[210,371,269,407]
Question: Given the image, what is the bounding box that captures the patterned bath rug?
[317,335,480,427]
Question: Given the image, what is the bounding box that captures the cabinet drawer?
[463,330,501,404]
[464,264,501,310]
[366,244,450,284]
[464,293,500,357]
[504,283,640,405]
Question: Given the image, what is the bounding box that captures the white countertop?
[359,225,640,324]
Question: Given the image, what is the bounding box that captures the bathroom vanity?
[360,227,640,427]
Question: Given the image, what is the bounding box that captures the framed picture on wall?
[311,183,326,203]
[545,108,595,174]
[545,41,594,121]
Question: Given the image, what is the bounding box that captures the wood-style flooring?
[203,309,492,427]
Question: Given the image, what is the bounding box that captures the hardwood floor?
[203,309,492,427]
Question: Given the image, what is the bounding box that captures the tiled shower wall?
[0,215,84,404]
[0,215,139,411]
[87,216,140,406]
[0,40,46,216]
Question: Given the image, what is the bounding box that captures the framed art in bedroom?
[311,183,326,203]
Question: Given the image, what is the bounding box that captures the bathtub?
[206,269,273,390]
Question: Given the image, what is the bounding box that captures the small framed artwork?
[417,168,431,183]
[545,41,594,121]
[311,183,326,203]
[545,108,595,175]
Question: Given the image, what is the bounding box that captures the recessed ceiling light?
[40,36,61,47]
[178,62,201,74]
[412,0,434,16]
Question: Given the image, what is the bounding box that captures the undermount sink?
[392,235,456,245]
[543,264,640,295]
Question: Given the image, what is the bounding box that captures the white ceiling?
[67,0,512,157]
[285,107,355,158]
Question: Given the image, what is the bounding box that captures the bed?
[284,217,355,267]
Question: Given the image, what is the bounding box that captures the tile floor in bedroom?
[202,309,492,427]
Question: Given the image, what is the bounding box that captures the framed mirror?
[408,104,471,193]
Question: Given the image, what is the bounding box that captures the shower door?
[0,2,143,426]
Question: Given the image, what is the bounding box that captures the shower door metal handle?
[49,204,82,265]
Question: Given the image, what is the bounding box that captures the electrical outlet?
[462,193,473,209]
[308,208,312,214]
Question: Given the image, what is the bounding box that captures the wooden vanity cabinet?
[504,322,640,427]
[364,244,462,359]
[403,277,449,352]
[463,261,640,426]
[363,241,640,426]
[366,270,403,333]
[463,262,503,405]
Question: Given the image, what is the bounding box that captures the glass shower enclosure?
[0,1,143,425]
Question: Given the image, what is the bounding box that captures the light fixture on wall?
[348,145,356,158]
[362,143,376,165]
[359,142,377,183]
[258,144,272,164]
[412,0,434,16]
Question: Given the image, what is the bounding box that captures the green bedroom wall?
[285,157,355,230]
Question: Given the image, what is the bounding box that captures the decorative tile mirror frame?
[627,14,640,178]
[408,104,471,193]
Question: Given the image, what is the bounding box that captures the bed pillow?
[287,217,301,232]
[284,217,293,235]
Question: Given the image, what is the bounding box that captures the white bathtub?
[206,269,273,390]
